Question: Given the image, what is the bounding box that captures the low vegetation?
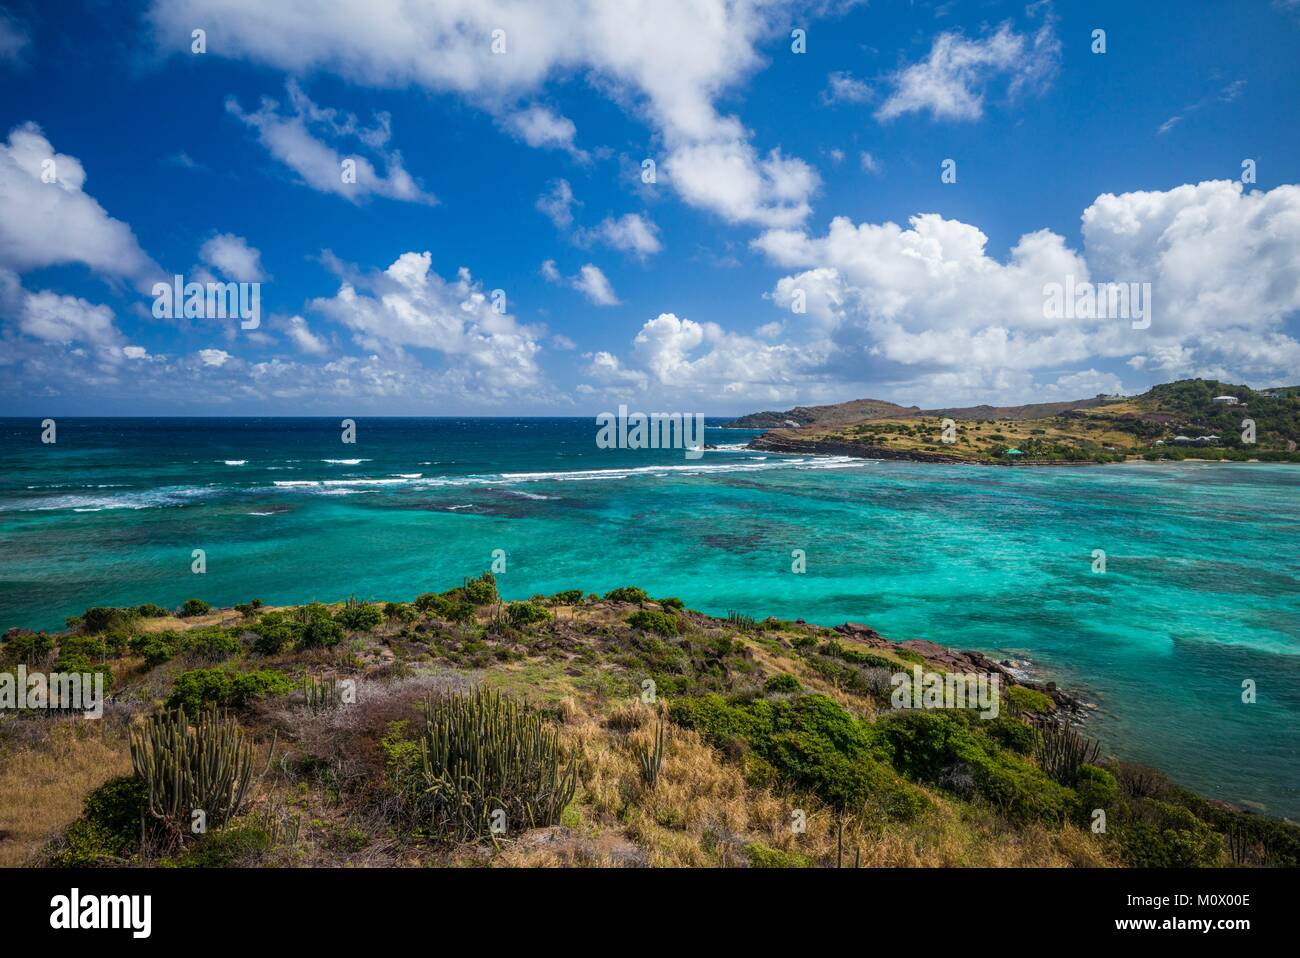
[1,576,1294,868]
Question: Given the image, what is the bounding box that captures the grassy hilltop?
[731,379,1300,464]
[2,573,1297,869]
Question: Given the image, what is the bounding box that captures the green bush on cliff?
[876,709,1075,823]
[0,630,53,665]
[177,598,211,618]
[627,609,680,636]
[550,589,585,604]
[183,626,241,662]
[78,606,140,634]
[166,667,293,713]
[336,601,383,632]
[764,673,802,694]
[1007,685,1056,715]
[461,572,499,606]
[507,601,552,628]
[1118,800,1223,867]
[748,841,814,868]
[49,775,148,866]
[414,592,451,616]
[298,603,344,648]
[605,586,650,605]
[384,602,417,623]
[1075,764,1119,824]
[250,611,299,654]
[670,692,925,822]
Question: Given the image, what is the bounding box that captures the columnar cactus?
[419,688,577,842]
[637,716,666,789]
[304,674,340,710]
[1032,718,1101,786]
[129,706,274,846]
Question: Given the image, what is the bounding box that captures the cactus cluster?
[129,706,273,847]
[418,688,576,842]
[1032,718,1101,786]
[637,715,667,789]
[303,673,340,710]
[726,610,757,631]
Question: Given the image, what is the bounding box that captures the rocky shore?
[830,620,1091,721]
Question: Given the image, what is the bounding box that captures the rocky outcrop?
[833,625,1089,720]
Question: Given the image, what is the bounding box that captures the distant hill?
[735,379,1300,464]
[723,398,918,429]
[723,395,1104,428]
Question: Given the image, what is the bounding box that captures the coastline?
[746,431,1297,466]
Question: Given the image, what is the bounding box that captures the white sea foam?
[5,486,211,513]
[223,460,247,466]
[322,458,371,465]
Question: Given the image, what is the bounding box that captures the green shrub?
[627,609,680,636]
[250,611,299,655]
[506,601,553,628]
[985,715,1036,754]
[445,601,476,625]
[764,673,802,694]
[298,604,344,648]
[659,597,685,612]
[49,775,148,865]
[551,589,584,604]
[1119,800,1224,867]
[463,572,499,606]
[177,598,211,618]
[1007,685,1056,715]
[670,692,925,821]
[166,668,293,713]
[177,823,274,867]
[748,841,813,868]
[877,709,1075,823]
[184,626,241,662]
[138,633,179,668]
[58,634,110,664]
[79,606,140,634]
[1076,764,1119,823]
[136,603,169,618]
[0,630,53,665]
[336,602,383,632]
[414,592,450,615]
[384,602,417,623]
[605,586,650,605]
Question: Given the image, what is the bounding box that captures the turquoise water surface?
[1,418,1297,817]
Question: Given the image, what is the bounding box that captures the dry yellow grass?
[0,719,130,866]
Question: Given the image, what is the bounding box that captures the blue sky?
[1,0,1298,415]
